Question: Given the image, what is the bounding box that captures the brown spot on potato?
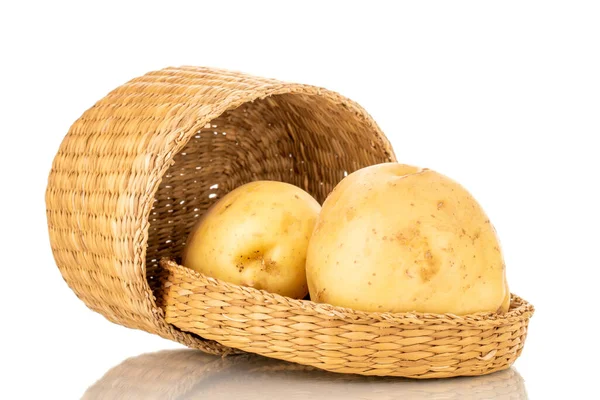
[437,201,445,210]
[382,236,388,240]
[316,288,327,302]
[236,250,279,275]
[368,281,372,285]
[394,232,407,243]
[218,202,234,215]
[393,227,440,282]
[372,228,377,235]
[313,218,324,234]
[294,194,300,199]
[372,273,376,276]
[280,213,299,234]
[262,259,278,274]
[410,203,415,206]
[405,269,414,278]
[420,249,440,282]
[346,207,357,221]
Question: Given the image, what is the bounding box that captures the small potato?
[183,181,320,299]
[306,163,510,315]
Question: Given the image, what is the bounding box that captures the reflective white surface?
[4,1,599,399]
[83,350,527,399]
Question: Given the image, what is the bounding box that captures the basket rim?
[159,258,534,327]
[139,75,396,303]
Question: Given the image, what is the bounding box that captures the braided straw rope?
[159,259,533,378]
[46,66,395,355]
[83,349,529,398]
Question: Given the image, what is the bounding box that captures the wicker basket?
[83,349,529,399]
[46,66,533,378]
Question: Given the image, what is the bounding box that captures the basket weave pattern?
[46,66,394,355]
[159,259,533,378]
[47,66,533,378]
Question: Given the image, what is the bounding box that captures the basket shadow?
[83,349,528,400]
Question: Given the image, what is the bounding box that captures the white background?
[1,1,599,398]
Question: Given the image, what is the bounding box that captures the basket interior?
[145,93,393,297]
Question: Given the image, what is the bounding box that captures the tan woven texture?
[160,259,533,378]
[46,66,395,356]
[83,349,528,399]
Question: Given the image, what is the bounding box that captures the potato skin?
[306,163,510,315]
[183,181,320,299]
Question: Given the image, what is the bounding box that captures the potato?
[183,181,320,299]
[306,163,510,315]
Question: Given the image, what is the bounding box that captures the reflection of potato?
[183,181,320,299]
[307,163,510,315]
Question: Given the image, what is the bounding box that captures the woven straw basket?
[46,66,533,379]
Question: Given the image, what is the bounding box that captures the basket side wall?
[45,66,394,351]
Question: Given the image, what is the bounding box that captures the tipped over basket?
[46,66,533,378]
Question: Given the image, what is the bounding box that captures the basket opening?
[145,92,393,297]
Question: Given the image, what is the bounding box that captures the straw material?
[83,349,529,399]
[46,66,395,355]
[159,259,533,379]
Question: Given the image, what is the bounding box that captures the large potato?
[183,181,320,299]
[306,163,510,315]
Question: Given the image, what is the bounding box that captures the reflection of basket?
[83,349,529,399]
[47,66,533,378]
[82,350,217,400]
